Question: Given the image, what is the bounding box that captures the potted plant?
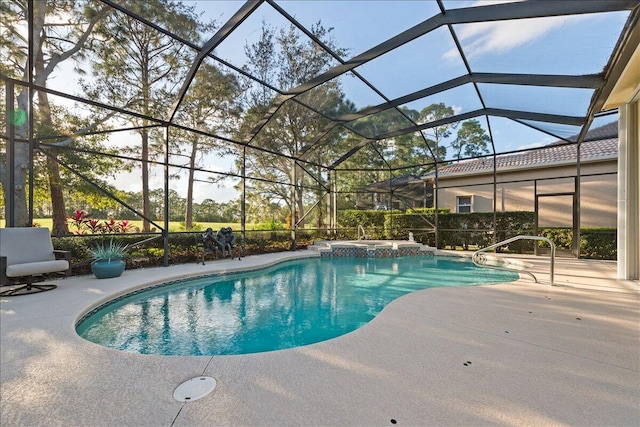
[90,238,128,279]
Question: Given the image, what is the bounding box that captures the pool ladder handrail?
[358,225,371,240]
[472,235,555,286]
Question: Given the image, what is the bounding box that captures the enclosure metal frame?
[1,0,639,267]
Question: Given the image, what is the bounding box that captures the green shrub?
[338,209,398,239]
[581,228,616,259]
[51,221,616,276]
[52,236,92,262]
[539,228,573,249]
[255,219,283,231]
[385,209,447,243]
[540,227,616,260]
[435,211,535,251]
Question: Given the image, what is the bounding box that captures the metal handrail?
[472,235,555,286]
[357,225,370,240]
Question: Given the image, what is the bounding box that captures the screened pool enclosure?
[2,1,639,279]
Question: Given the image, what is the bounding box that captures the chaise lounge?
[0,227,72,296]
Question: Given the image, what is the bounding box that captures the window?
[457,196,472,213]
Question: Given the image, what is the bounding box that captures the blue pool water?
[76,257,517,356]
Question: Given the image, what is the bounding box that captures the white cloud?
[515,141,543,150]
[512,135,555,151]
[444,2,584,61]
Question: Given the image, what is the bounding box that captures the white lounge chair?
[0,227,71,296]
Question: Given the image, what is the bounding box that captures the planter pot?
[91,259,126,279]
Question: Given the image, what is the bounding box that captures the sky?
[191,0,624,146]
[45,0,627,203]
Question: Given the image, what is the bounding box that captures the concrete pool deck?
[1,250,638,426]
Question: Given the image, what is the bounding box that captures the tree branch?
[48,97,137,147]
[36,5,110,86]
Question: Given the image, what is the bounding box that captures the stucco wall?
[435,160,617,228]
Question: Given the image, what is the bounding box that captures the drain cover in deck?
[174,376,217,402]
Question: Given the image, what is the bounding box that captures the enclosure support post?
[574,148,581,259]
[28,0,35,227]
[333,170,338,239]
[4,81,16,227]
[618,100,640,280]
[290,160,297,251]
[241,146,246,255]
[534,180,538,256]
[28,91,34,227]
[5,81,16,227]
[326,172,332,239]
[573,175,580,258]
[388,168,393,236]
[492,153,497,246]
[434,162,439,249]
[162,126,170,267]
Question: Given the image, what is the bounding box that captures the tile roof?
[433,122,618,178]
[366,174,423,189]
[580,121,618,142]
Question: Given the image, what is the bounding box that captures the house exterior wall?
[435,159,617,228]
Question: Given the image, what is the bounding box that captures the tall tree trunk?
[46,155,68,234]
[185,137,198,229]
[141,127,150,232]
[1,1,46,226]
[35,51,68,235]
[290,163,305,229]
[295,185,305,229]
[316,164,324,229]
[141,50,151,232]
[3,90,30,227]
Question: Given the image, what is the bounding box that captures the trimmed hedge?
[49,215,616,277]
[338,209,401,240]
[384,208,447,242]
[539,227,616,260]
[435,211,535,252]
[336,210,616,260]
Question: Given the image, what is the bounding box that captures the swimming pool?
[76,256,518,356]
